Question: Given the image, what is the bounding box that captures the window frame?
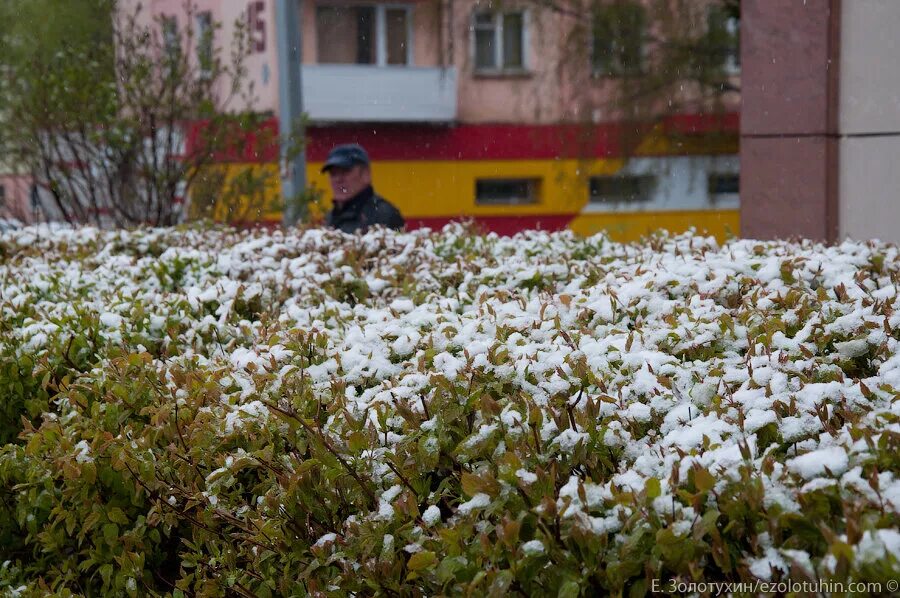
[315,3,414,67]
[475,177,541,206]
[587,174,657,206]
[471,9,529,75]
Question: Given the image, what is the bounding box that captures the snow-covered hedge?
[0,224,898,596]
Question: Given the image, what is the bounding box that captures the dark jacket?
[325,186,404,234]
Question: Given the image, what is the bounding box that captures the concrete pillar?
[740,0,841,242]
[837,0,900,243]
[742,0,900,243]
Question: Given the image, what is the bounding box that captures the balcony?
[301,65,458,123]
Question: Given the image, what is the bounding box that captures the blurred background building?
[128,0,741,241]
[11,1,895,242]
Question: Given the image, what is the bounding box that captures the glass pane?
[316,7,357,63]
[355,6,375,64]
[316,7,374,64]
[475,13,493,26]
[502,13,523,68]
[591,14,612,73]
[162,17,180,61]
[196,12,213,71]
[618,5,644,74]
[386,9,408,65]
[592,3,644,75]
[476,179,538,205]
[589,176,655,203]
[708,174,739,195]
[727,16,740,68]
[475,29,496,69]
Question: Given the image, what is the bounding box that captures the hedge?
[0,224,897,596]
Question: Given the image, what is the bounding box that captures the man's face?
[328,164,371,203]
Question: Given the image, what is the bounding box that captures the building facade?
[122,0,741,240]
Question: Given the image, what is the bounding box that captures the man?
[322,144,404,234]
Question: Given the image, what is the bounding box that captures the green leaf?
[461,471,483,498]
[559,580,581,598]
[643,477,661,500]
[407,551,437,571]
[103,523,119,543]
[347,431,367,453]
[107,507,128,525]
[693,467,716,493]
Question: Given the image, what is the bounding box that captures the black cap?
[321,143,370,172]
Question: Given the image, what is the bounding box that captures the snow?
[747,546,788,580]
[834,339,869,359]
[855,529,900,565]
[787,446,849,479]
[521,540,545,556]
[223,401,269,434]
[457,493,491,515]
[552,428,589,452]
[422,505,442,527]
[313,533,338,548]
[99,312,123,328]
[73,440,93,464]
[516,469,538,485]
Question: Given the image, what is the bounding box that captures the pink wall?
[0,174,35,222]
[740,0,839,242]
[120,0,281,113]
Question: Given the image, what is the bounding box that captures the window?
[707,6,740,74]
[0,184,6,209]
[591,2,645,76]
[247,1,267,53]
[316,5,411,66]
[475,178,539,205]
[473,11,526,72]
[162,16,181,64]
[708,173,739,202]
[196,12,213,76]
[589,175,656,204]
[385,9,409,65]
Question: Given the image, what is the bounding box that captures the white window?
[473,11,526,73]
[589,175,656,204]
[316,4,412,66]
[476,178,539,205]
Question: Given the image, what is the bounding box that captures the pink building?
[0,171,34,224]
